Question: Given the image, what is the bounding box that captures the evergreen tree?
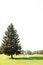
[2,23,21,59]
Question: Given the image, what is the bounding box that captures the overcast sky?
[0,0,43,51]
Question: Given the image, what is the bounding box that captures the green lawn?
[0,54,43,65]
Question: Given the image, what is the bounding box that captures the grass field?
[0,54,43,65]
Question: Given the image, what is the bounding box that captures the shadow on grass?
[9,56,43,60]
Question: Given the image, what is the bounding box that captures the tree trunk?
[11,55,13,59]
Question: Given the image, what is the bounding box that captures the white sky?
[0,0,43,51]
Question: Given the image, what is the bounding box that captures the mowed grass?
[0,54,43,65]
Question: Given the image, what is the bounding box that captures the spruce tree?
[2,23,21,59]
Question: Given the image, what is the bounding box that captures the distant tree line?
[21,50,43,55]
[33,50,43,54]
